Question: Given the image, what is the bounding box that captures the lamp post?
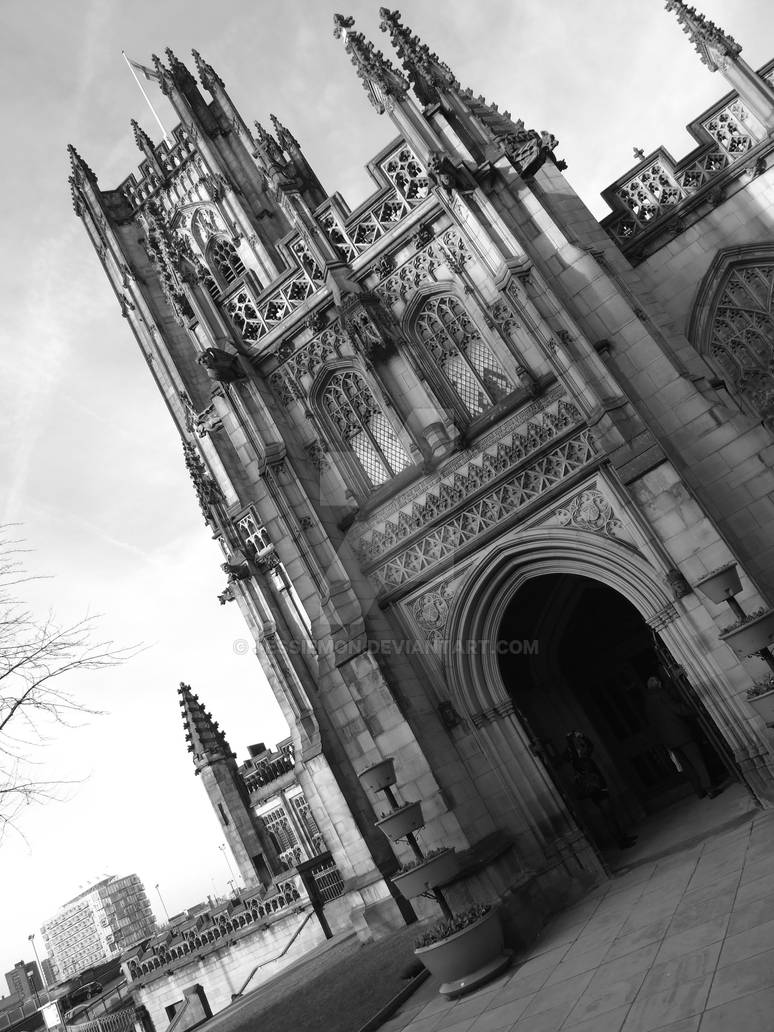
[154,883,170,924]
[27,934,43,1007]
[218,844,237,884]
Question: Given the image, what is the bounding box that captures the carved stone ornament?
[198,347,245,383]
[304,439,330,472]
[553,489,623,537]
[412,581,455,647]
[221,560,250,582]
[426,151,473,195]
[305,310,326,335]
[218,585,236,605]
[665,568,692,599]
[412,223,434,249]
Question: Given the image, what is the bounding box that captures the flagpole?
[122,50,171,144]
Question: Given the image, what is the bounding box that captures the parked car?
[67,981,102,1006]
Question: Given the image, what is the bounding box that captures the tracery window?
[321,369,410,489]
[206,237,245,290]
[262,806,304,869]
[289,793,325,856]
[709,263,774,425]
[414,295,512,419]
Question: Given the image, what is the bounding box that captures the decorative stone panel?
[353,387,586,565]
[365,428,597,591]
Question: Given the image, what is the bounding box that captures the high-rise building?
[41,875,156,981]
[70,5,774,937]
[3,961,42,1003]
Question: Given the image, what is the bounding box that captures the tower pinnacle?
[378,8,456,106]
[333,13,409,113]
[191,48,224,92]
[178,681,234,772]
[664,1,742,71]
[130,118,154,154]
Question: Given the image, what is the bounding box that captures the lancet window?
[708,263,774,427]
[206,236,245,291]
[321,369,410,490]
[413,294,512,420]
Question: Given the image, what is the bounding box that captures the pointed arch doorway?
[497,572,731,850]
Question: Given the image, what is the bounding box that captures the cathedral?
[70,3,774,937]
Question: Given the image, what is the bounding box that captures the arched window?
[414,295,512,419]
[708,263,774,426]
[322,369,410,489]
[206,237,245,291]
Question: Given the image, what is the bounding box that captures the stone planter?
[695,563,742,604]
[719,609,774,658]
[414,908,511,998]
[748,689,774,728]
[375,801,424,841]
[391,849,459,899]
[358,758,397,793]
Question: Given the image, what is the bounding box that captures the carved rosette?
[411,581,455,647]
[553,490,623,538]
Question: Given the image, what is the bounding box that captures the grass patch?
[211,923,424,1032]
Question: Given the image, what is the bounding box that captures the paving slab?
[381,787,774,1032]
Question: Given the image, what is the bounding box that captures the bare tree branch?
[0,525,138,835]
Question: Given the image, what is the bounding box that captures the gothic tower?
[178,683,280,889]
[72,8,774,934]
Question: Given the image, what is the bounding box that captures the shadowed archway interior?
[497,572,727,850]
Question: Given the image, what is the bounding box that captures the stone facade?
[71,5,774,942]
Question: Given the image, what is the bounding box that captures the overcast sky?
[1,0,772,984]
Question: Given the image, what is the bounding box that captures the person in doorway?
[565,731,637,849]
[643,676,719,798]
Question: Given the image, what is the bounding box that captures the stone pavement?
[380,787,774,1032]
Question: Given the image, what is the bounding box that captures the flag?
[123,52,160,82]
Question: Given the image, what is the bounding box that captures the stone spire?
[131,118,153,154]
[333,13,409,113]
[129,119,166,180]
[178,682,235,773]
[150,53,173,96]
[191,48,224,92]
[269,113,299,153]
[664,0,742,71]
[164,46,197,90]
[67,144,99,216]
[67,144,98,185]
[377,8,559,174]
[378,7,456,106]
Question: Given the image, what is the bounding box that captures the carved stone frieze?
[357,383,569,532]
[367,428,597,591]
[353,389,584,566]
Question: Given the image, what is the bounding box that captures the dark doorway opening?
[497,572,732,852]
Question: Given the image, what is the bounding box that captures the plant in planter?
[358,756,511,999]
[374,800,424,841]
[414,903,510,998]
[719,607,774,659]
[694,562,743,604]
[746,675,774,727]
[358,757,396,793]
[392,847,459,899]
